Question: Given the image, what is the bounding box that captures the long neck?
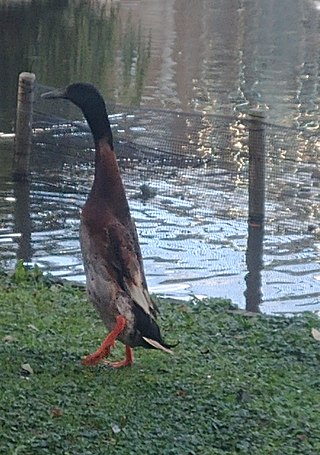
[89,138,130,222]
[82,99,113,148]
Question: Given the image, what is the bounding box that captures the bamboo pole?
[13,72,36,180]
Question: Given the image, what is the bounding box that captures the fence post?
[13,72,36,180]
[248,110,265,227]
[244,110,266,311]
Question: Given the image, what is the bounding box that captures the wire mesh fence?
[1,81,319,313]
[33,83,320,237]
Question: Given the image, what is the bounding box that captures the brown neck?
[89,138,130,221]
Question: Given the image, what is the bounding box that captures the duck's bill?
[41,87,67,99]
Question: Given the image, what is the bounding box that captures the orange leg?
[82,315,127,366]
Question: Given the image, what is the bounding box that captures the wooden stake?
[13,72,36,180]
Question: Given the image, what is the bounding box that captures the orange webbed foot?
[81,346,112,366]
[102,345,134,368]
[81,315,127,366]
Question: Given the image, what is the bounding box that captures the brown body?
[80,138,160,348]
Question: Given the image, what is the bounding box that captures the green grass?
[1,263,320,454]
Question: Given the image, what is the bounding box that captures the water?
[0,0,319,313]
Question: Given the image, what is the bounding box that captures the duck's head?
[42,83,103,111]
[42,82,113,146]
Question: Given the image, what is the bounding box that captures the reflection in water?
[0,1,320,128]
[0,0,150,130]
[115,0,320,127]
[245,224,264,313]
[13,180,32,263]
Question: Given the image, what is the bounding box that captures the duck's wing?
[125,219,150,290]
[108,221,158,318]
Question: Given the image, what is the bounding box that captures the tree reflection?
[0,0,151,127]
[245,223,263,313]
[14,179,32,264]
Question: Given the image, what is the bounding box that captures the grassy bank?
[1,263,320,454]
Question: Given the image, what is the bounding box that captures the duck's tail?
[142,337,174,354]
[133,302,175,354]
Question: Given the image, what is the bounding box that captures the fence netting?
[32,84,319,237]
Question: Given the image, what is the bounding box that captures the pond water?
[0,0,319,313]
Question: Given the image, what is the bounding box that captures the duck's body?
[42,83,172,367]
[79,136,163,349]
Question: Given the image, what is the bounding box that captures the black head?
[42,82,113,146]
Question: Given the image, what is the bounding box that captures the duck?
[42,83,172,367]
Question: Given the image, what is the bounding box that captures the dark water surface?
[0,0,319,313]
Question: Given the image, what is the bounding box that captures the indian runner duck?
[42,83,172,367]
